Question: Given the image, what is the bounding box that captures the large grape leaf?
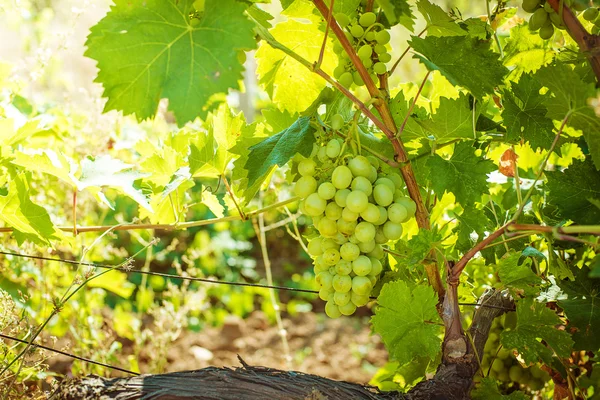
[372,280,442,364]
[535,63,600,169]
[502,74,554,151]
[558,267,600,350]
[0,174,60,245]
[85,0,256,125]
[244,116,316,188]
[415,94,478,141]
[376,0,415,31]
[416,0,466,37]
[497,251,542,296]
[546,159,600,225]
[503,25,554,80]
[231,122,270,205]
[410,36,507,99]
[500,298,573,364]
[255,1,337,114]
[426,141,496,206]
[11,149,78,187]
[454,206,491,253]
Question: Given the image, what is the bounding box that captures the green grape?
[322,238,338,250]
[522,0,541,12]
[338,301,357,315]
[344,31,354,42]
[351,292,369,307]
[305,193,327,216]
[319,287,334,301]
[332,166,353,189]
[358,44,373,59]
[351,176,373,195]
[375,206,388,225]
[353,71,365,86]
[335,188,351,207]
[326,139,342,158]
[584,7,599,20]
[387,173,403,189]
[359,11,377,27]
[189,16,202,26]
[335,12,351,28]
[331,113,345,130]
[387,203,408,224]
[365,31,376,41]
[325,300,342,318]
[340,242,361,261]
[491,359,505,373]
[335,259,353,275]
[375,177,395,192]
[346,190,369,213]
[298,158,317,177]
[352,255,372,276]
[308,237,324,256]
[363,58,373,68]
[337,218,356,235]
[316,271,333,289]
[317,146,328,162]
[348,156,371,177]
[369,257,383,275]
[543,1,553,12]
[373,62,387,75]
[334,291,351,306]
[549,11,564,28]
[357,239,376,253]
[509,365,524,382]
[342,207,359,221]
[366,156,379,168]
[367,244,384,259]
[352,276,372,295]
[367,275,377,286]
[383,221,403,240]
[333,274,352,292]
[319,217,338,238]
[572,0,586,11]
[318,182,337,200]
[378,52,392,63]
[294,176,317,198]
[325,202,343,220]
[355,221,376,243]
[333,64,345,79]
[395,196,417,217]
[360,203,380,223]
[529,8,548,30]
[193,0,205,11]
[373,184,394,206]
[339,71,354,88]
[375,30,391,44]
[333,42,344,54]
[350,24,365,38]
[374,227,387,244]
[374,44,387,55]
[539,22,555,39]
[367,166,378,183]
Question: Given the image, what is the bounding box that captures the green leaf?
[497,251,542,296]
[201,187,225,218]
[502,74,555,151]
[78,155,152,212]
[244,116,316,188]
[255,1,337,113]
[416,0,466,37]
[231,122,270,205]
[500,297,573,364]
[426,141,496,206]
[503,25,554,80]
[0,174,59,245]
[410,36,507,99]
[11,149,78,187]
[388,91,429,140]
[372,280,442,364]
[88,270,136,299]
[472,378,529,400]
[85,0,256,124]
[416,94,478,142]
[140,145,186,187]
[376,0,415,31]
[535,63,600,169]
[546,159,600,225]
[454,206,491,253]
[558,267,600,350]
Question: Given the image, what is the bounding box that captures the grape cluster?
[523,0,600,39]
[478,314,552,392]
[293,114,416,318]
[333,11,392,88]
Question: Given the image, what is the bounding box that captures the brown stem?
[221,174,246,220]
[316,0,335,69]
[72,190,78,237]
[547,0,600,83]
[508,223,600,235]
[389,29,427,75]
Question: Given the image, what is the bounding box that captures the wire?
[0,333,139,376]
[0,251,515,310]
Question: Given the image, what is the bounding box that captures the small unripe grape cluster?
[293,114,416,318]
[521,0,592,39]
[333,11,392,88]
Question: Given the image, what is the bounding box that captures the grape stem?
[396,71,430,138]
[389,28,427,76]
[315,0,335,70]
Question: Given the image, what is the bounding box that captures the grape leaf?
[410,36,507,99]
[244,116,316,188]
[78,155,152,212]
[472,378,528,400]
[376,0,415,31]
[454,206,490,253]
[11,149,78,187]
[333,0,362,18]
[558,267,600,350]
[546,159,600,225]
[416,0,466,37]
[426,141,496,206]
[140,145,187,187]
[201,188,225,218]
[255,1,337,114]
[0,174,59,245]
[502,74,554,151]
[415,94,478,141]
[388,91,428,140]
[497,251,542,296]
[85,0,256,124]
[535,63,600,169]
[372,280,442,365]
[500,297,573,364]
[503,25,554,80]
[231,122,270,205]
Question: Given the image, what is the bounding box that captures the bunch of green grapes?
[479,314,552,392]
[332,11,392,88]
[293,114,416,318]
[523,0,598,39]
